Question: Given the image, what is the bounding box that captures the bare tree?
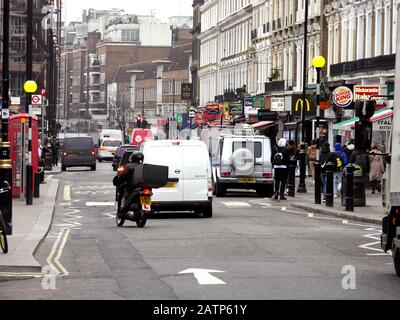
[108,89,131,142]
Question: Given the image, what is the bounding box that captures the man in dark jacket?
[271,138,291,201]
[319,142,337,198]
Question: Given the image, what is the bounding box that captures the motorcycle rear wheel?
[136,210,147,228]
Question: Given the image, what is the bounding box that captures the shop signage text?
[271,97,285,112]
[333,86,353,108]
[373,118,392,131]
[354,85,380,101]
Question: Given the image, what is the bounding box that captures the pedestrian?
[307,140,317,179]
[369,144,385,194]
[319,142,337,200]
[343,139,355,162]
[271,138,290,201]
[334,142,348,197]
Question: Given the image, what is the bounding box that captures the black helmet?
[129,152,144,164]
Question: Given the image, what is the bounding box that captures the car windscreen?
[64,138,93,150]
[103,140,122,147]
[232,141,262,158]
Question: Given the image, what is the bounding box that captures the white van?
[99,129,124,144]
[141,140,213,217]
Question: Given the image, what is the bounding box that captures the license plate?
[163,182,177,188]
[240,178,256,183]
[140,196,152,206]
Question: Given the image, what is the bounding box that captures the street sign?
[270,97,285,112]
[29,106,42,115]
[181,83,192,101]
[31,95,42,105]
[40,88,47,96]
[1,109,9,119]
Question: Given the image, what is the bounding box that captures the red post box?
[9,114,38,198]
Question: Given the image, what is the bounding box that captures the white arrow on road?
[179,268,226,285]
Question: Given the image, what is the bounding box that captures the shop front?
[333,108,393,151]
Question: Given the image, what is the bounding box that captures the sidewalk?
[287,178,385,225]
[0,177,60,272]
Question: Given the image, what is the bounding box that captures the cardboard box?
[131,164,169,189]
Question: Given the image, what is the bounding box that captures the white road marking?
[103,212,116,220]
[63,185,71,201]
[179,268,226,285]
[222,202,251,207]
[342,220,349,224]
[358,231,388,255]
[282,207,287,211]
[308,214,314,218]
[86,202,116,207]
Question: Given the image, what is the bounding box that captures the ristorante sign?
[354,85,380,101]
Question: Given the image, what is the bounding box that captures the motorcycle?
[116,187,153,228]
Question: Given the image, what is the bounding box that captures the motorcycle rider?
[113,152,144,216]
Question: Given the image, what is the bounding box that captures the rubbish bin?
[341,164,366,207]
[44,149,53,171]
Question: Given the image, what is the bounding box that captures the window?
[121,30,139,42]
[232,142,262,158]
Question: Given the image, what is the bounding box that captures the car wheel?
[98,159,103,163]
[91,165,96,171]
[203,206,213,218]
[61,165,67,172]
[215,181,226,198]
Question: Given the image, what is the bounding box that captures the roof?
[165,43,192,72]
[112,61,158,83]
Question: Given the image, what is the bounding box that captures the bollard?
[34,172,40,198]
[345,164,354,212]
[26,164,33,205]
[39,166,45,184]
[325,161,334,207]
[315,161,321,204]
[287,164,296,197]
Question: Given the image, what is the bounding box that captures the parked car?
[141,140,213,217]
[212,134,274,197]
[61,137,97,172]
[112,145,139,171]
[97,139,122,162]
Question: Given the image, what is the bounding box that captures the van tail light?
[221,172,231,177]
[143,189,152,195]
[99,146,107,151]
[263,172,272,178]
[91,150,96,156]
[208,181,213,193]
[63,152,68,157]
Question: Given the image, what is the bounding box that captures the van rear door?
[182,145,209,202]
[144,144,183,202]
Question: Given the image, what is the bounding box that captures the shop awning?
[333,108,393,132]
[251,121,275,130]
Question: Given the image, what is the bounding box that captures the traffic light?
[355,100,376,120]
[136,116,142,128]
[355,120,373,151]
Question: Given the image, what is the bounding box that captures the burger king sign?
[333,86,353,108]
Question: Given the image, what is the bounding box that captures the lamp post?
[312,55,326,205]
[1,0,13,235]
[298,0,309,194]
[23,81,37,206]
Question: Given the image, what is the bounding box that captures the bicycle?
[0,181,11,254]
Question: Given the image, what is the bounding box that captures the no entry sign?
[31,95,42,105]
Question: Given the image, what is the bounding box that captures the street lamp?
[23,80,37,206]
[312,55,326,205]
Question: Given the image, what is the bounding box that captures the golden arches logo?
[295,99,311,112]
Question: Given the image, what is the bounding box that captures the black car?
[61,137,97,171]
[112,145,139,171]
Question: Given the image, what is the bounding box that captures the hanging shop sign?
[229,102,242,115]
[354,85,380,101]
[270,97,285,112]
[332,86,353,108]
[252,96,265,108]
[206,104,220,115]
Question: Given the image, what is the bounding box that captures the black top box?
[131,164,169,189]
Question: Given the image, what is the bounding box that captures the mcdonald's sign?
[295,98,311,112]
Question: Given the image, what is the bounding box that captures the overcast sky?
[64,0,193,23]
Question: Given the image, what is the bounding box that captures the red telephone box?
[9,114,39,198]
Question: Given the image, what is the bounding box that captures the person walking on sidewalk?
[271,138,290,201]
[369,144,385,194]
[334,142,348,197]
[343,139,355,162]
[320,142,337,200]
[307,140,317,179]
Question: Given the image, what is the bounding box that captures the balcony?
[265,80,286,93]
[330,54,396,77]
